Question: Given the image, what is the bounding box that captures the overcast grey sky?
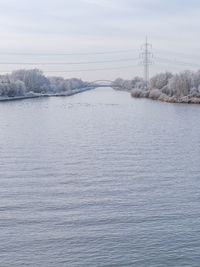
[0,0,200,80]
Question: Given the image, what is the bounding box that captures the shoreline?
[113,87,200,104]
[0,86,94,102]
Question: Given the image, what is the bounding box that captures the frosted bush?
[131,88,143,97]
[190,87,200,97]
[149,89,162,99]
[161,85,170,96]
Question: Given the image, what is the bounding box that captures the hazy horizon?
[0,0,200,81]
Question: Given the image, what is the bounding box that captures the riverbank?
[148,94,200,104]
[0,86,94,102]
[113,87,200,104]
[131,90,200,104]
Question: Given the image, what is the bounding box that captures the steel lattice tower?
[140,37,153,82]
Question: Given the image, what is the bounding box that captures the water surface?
[0,87,200,266]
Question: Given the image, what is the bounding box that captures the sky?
[0,0,200,81]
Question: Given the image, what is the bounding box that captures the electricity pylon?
[140,37,153,82]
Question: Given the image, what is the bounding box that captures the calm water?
[0,87,200,267]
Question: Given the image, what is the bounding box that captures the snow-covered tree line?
[0,69,89,97]
[114,70,200,103]
[113,77,146,90]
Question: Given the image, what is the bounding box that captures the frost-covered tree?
[168,71,193,97]
[113,77,145,90]
[49,77,87,92]
[192,70,200,90]
[11,69,50,93]
[49,77,64,93]
[68,78,86,90]
[113,78,124,88]
[149,72,173,90]
[0,79,26,97]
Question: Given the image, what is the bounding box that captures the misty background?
[0,0,200,81]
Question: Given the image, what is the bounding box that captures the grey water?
[0,87,200,267]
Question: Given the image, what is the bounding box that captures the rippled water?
[0,87,200,267]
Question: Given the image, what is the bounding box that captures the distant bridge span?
[88,80,115,87]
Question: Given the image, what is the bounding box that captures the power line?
[155,49,200,60]
[0,57,139,66]
[0,64,140,74]
[45,65,139,73]
[156,57,200,68]
[2,42,200,76]
[0,49,139,56]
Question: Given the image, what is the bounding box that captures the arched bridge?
[88,80,115,87]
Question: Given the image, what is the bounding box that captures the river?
[0,87,200,266]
